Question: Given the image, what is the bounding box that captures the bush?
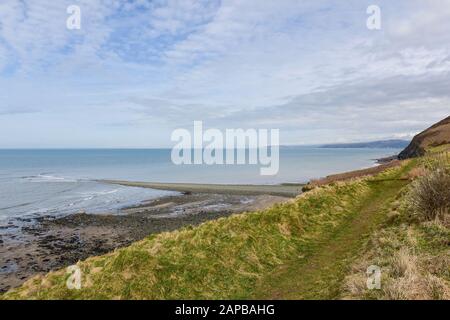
[407,168,450,221]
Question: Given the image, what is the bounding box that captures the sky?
[0,0,449,148]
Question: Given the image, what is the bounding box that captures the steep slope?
[2,162,415,300]
[399,116,450,159]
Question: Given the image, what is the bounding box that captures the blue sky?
[0,0,449,148]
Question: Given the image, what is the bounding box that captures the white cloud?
[0,0,448,147]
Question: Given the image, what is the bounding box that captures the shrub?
[407,168,450,221]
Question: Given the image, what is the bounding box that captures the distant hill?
[398,116,450,159]
[321,139,410,149]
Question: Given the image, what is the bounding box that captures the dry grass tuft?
[390,248,418,277]
[342,223,450,300]
[406,167,428,180]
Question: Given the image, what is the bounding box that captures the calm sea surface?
[0,148,401,221]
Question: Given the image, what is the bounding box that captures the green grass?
[2,160,416,300]
[426,143,450,154]
[252,160,416,299]
[341,151,449,300]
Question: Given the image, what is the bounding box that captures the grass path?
[253,166,413,299]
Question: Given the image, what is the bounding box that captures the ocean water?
[0,148,401,221]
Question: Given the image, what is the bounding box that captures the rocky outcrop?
[398,116,450,159]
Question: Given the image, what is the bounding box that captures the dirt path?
[254,175,411,299]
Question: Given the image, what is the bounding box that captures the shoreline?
[0,191,290,293]
[99,180,304,197]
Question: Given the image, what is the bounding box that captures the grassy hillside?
[342,211,449,299]
[2,160,419,300]
[341,147,450,299]
[253,163,414,299]
[399,116,450,159]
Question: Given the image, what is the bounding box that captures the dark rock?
[398,116,450,159]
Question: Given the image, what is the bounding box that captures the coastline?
[0,190,290,292]
[0,156,395,293]
[100,180,304,197]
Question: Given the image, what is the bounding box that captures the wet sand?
[0,191,291,293]
[100,180,304,197]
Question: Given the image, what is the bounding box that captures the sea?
[0,147,401,222]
